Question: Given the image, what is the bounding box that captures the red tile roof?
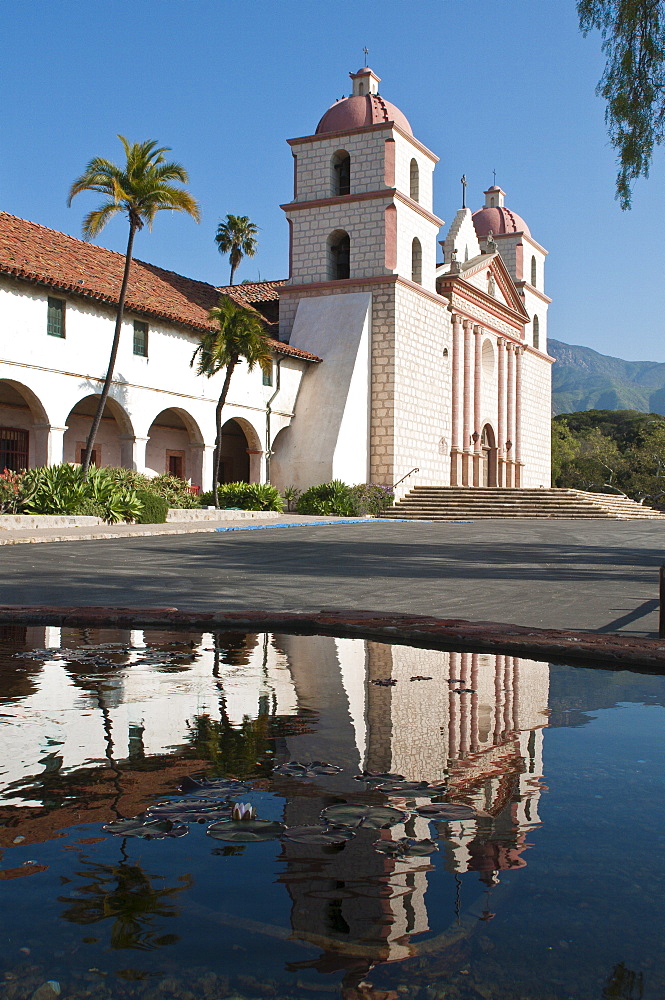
[0,212,320,363]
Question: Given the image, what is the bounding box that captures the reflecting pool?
[0,627,663,999]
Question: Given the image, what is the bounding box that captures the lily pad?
[415,803,477,821]
[375,837,438,858]
[353,771,405,784]
[207,819,286,842]
[146,800,231,824]
[320,803,408,830]
[282,825,356,845]
[376,780,439,795]
[102,816,188,839]
[180,776,250,795]
[273,761,343,778]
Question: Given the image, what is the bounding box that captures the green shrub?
[70,498,107,519]
[216,482,284,512]
[349,483,395,516]
[105,469,200,508]
[148,474,200,508]
[20,465,142,523]
[134,490,169,524]
[281,485,301,512]
[296,480,358,517]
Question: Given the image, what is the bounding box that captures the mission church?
[0,66,552,493]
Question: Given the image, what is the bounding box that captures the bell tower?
[279,66,443,310]
[276,70,452,494]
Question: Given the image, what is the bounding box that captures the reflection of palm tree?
[186,711,271,777]
[59,860,192,951]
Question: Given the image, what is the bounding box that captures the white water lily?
[232,802,256,822]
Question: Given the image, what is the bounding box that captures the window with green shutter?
[133,320,148,357]
[47,297,65,338]
[263,366,273,387]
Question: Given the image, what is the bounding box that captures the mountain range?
[549,339,665,415]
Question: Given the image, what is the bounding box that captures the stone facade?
[276,68,553,492]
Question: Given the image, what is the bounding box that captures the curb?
[1,605,664,673]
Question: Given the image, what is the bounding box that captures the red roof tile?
[0,212,320,363]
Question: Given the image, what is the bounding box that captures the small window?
[133,319,148,357]
[0,428,29,471]
[531,255,537,287]
[331,150,350,196]
[47,297,65,338]
[411,238,422,284]
[533,315,540,350]
[409,158,419,202]
[263,366,273,387]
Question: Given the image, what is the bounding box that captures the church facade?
[0,67,552,494]
[272,66,552,491]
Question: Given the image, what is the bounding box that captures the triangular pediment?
[438,251,529,321]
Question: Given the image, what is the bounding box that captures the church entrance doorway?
[218,419,250,484]
[481,424,497,487]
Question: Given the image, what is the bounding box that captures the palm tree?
[214,214,259,285]
[191,297,272,507]
[68,136,200,473]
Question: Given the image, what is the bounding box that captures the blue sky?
[3,0,664,361]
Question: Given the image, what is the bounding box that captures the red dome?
[316,93,412,135]
[472,205,530,237]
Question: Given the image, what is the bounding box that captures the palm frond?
[82,201,122,238]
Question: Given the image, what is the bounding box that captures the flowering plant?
[0,469,26,513]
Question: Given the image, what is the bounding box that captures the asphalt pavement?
[0,517,663,636]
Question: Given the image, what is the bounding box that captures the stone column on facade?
[130,436,150,474]
[189,442,206,492]
[40,424,66,467]
[472,325,483,487]
[515,346,523,488]
[462,320,474,486]
[450,313,463,485]
[247,449,264,484]
[506,343,515,488]
[119,434,138,471]
[199,444,217,497]
[497,339,506,487]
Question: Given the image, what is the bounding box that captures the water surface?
[0,626,663,999]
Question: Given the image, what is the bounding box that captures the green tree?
[578,0,665,208]
[68,136,200,473]
[215,214,259,285]
[190,297,272,506]
[552,418,580,482]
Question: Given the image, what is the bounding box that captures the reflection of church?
[274,635,549,964]
[0,66,551,493]
[0,626,548,973]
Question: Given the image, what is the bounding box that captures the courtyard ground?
[0,517,663,637]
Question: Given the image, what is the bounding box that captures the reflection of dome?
[316,93,413,135]
[472,200,530,237]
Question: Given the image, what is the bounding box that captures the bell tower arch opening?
[331,150,350,197]
[327,230,350,280]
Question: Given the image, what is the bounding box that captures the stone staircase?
[381,486,665,520]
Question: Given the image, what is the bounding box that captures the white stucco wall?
[0,277,308,487]
[270,291,371,490]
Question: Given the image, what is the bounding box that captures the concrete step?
[381,487,665,520]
